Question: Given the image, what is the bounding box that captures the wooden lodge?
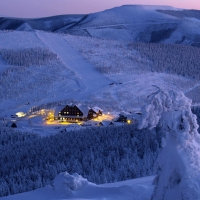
[54,104,103,122]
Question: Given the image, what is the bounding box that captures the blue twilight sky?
[0,0,199,18]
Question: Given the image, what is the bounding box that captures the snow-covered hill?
[0,15,85,32]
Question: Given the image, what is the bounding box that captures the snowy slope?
[0,15,85,32]
[65,34,198,110]
[0,31,46,49]
[0,31,84,114]
[0,30,199,116]
[36,31,111,91]
[16,23,34,31]
[1,175,154,200]
[63,5,200,46]
[0,55,8,73]
[0,31,112,115]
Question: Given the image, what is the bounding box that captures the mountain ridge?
[1,5,200,47]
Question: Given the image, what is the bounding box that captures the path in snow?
[36,31,111,94]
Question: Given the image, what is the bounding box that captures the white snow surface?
[83,5,180,28]
[16,23,34,31]
[0,31,46,49]
[72,5,184,42]
[1,172,154,200]
[36,31,111,91]
[0,55,8,73]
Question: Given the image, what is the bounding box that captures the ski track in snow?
[185,83,200,94]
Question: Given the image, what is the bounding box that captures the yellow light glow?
[16,112,26,117]
[127,120,131,124]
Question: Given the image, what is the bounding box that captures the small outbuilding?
[6,122,17,128]
[88,107,103,120]
[99,120,114,126]
[116,112,134,124]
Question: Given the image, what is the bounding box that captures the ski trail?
[36,31,111,94]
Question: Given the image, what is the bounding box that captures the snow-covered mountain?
[0,14,84,32]
[1,5,200,46]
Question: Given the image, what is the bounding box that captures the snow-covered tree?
[0,125,161,197]
[138,88,200,200]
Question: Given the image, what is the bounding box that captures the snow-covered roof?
[92,106,103,113]
[76,104,90,118]
[54,105,65,116]
[119,112,132,118]
[6,122,17,128]
[100,120,114,126]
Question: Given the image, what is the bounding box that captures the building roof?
[99,120,114,126]
[6,122,17,128]
[76,104,90,118]
[92,106,103,113]
[119,111,132,117]
[54,105,66,116]
[59,115,85,119]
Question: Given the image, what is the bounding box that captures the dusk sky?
[1,0,200,18]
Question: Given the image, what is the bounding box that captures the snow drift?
[1,172,154,200]
[54,172,88,196]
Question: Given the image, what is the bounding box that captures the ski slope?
[36,31,111,93]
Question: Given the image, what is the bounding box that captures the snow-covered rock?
[54,172,88,196]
